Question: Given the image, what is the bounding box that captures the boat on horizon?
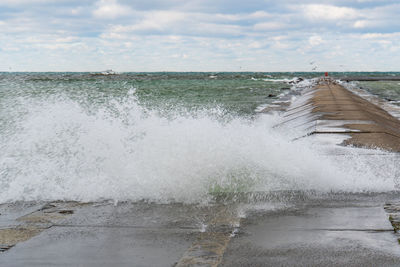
[90,69,117,76]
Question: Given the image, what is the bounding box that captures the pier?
[279,78,400,152]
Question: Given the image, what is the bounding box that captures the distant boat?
[91,69,117,76]
[101,69,117,75]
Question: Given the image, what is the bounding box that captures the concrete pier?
[278,78,400,152]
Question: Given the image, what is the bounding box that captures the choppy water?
[359,81,400,106]
[0,72,399,203]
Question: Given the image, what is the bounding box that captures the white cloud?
[133,11,186,31]
[192,23,243,36]
[248,41,261,49]
[249,11,271,19]
[55,36,78,42]
[266,35,291,50]
[70,7,84,16]
[104,11,187,33]
[353,20,374,29]
[302,4,358,21]
[101,10,248,37]
[361,32,400,39]
[308,35,323,46]
[99,32,126,39]
[37,43,82,50]
[93,0,133,19]
[198,10,271,23]
[253,22,286,31]
[0,0,56,6]
[353,20,368,28]
[271,41,290,50]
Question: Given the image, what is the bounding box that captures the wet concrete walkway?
[221,198,400,266]
[0,202,210,266]
[0,201,242,266]
[1,196,400,267]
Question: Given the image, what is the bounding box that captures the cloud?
[101,10,248,37]
[1,0,400,71]
[353,20,368,28]
[253,22,287,31]
[129,10,186,31]
[301,4,359,21]
[361,32,400,39]
[308,35,324,46]
[0,0,57,6]
[55,36,78,42]
[93,0,133,19]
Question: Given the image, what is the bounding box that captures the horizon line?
[1,70,400,73]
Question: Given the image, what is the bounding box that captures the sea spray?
[1,87,399,204]
[0,75,400,203]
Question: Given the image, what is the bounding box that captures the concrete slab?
[0,202,241,267]
[1,198,400,266]
[0,225,195,267]
[0,202,45,228]
[221,199,400,267]
[0,202,202,266]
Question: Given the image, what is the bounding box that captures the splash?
[0,89,399,203]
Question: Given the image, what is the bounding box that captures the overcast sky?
[1,0,399,72]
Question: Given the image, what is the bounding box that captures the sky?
[0,0,400,72]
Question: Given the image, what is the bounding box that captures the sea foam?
[0,89,399,203]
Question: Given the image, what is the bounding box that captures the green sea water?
[1,72,399,117]
[359,81,400,105]
[0,72,286,117]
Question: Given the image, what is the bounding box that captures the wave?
[0,89,399,204]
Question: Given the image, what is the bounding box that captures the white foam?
[0,89,399,204]
[254,103,270,113]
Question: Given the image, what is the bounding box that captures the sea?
[0,72,400,204]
